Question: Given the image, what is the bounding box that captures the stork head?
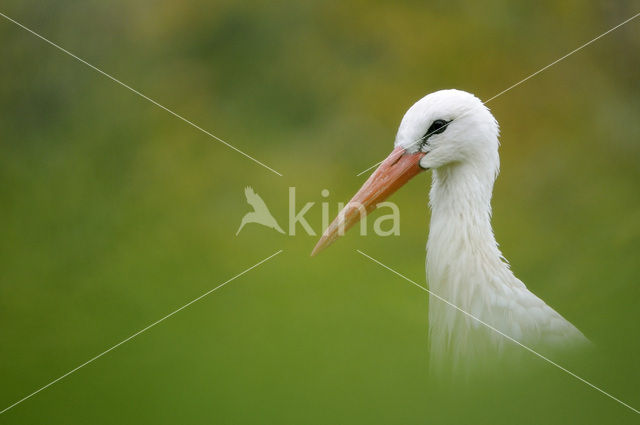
[396,89,499,170]
[311,89,499,256]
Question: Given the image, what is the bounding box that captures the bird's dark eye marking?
[424,119,450,139]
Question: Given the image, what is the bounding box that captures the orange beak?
[311,146,425,256]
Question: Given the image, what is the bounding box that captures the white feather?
[395,90,588,374]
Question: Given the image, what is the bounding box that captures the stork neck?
[428,162,500,260]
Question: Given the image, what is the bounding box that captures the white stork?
[312,89,588,374]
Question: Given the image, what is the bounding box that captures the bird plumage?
[397,90,589,373]
[313,89,589,375]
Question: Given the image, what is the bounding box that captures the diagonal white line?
[0,249,283,416]
[0,11,283,177]
[357,249,640,415]
[356,11,640,177]
[356,160,384,177]
[483,11,640,104]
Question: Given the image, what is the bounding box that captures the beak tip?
[310,239,326,257]
[311,146,424,257]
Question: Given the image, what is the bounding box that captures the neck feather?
[428,161,499,254]
[426,161,509,299]
[426,161,511,374]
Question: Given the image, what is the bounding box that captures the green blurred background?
[1,1,639,423]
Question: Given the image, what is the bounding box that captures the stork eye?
[425,119,449,138]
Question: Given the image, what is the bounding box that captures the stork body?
[313,89,588,373]
[426,150,587,373]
